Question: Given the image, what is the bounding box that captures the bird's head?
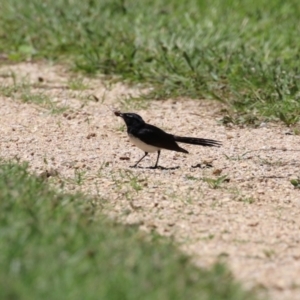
[114,111,145,127]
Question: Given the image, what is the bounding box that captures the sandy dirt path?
[1,63,300,300]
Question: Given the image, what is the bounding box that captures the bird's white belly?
[128,134,160,153]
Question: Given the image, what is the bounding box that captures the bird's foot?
[149,165,158,169]
[130,165,138,168]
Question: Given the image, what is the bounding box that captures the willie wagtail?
[115,111,221,168]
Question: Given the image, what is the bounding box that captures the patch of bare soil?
[1,62,300,300]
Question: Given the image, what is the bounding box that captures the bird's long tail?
[173,136,221,147]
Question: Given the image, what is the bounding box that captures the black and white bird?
[115,111,221,168]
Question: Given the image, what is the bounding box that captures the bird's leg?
[152,150,161,169]
[131,152,148,168]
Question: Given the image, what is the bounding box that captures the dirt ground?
[1,62,300,300]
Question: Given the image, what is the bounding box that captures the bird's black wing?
[135,124,188,153]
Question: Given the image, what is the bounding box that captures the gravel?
[1,62,300,300]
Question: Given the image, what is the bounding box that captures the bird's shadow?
[191,163,213,169]
[130,163,213,170]
[131,165,180,170]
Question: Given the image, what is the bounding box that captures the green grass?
[202,175,230,189]
[0,71,69,113]
[1,0,300,124]
[0,161,261,300]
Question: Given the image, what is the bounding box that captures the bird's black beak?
[114,111,123,118]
